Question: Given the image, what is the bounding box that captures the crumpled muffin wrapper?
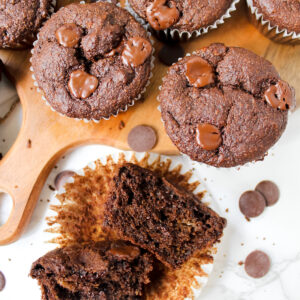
[126,0,240,42]
[29,0,155,123]
[246,0,300,45]
[46,151,225,299]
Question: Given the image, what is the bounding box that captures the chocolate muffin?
[128,0,234,32]
[0,0,54,49]
[252,0,300,34]
[159,43,295,168]
[31,2,153,120]
[30,241,153,300]
[104,163,226,269]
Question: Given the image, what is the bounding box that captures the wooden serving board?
[0,0,299,245]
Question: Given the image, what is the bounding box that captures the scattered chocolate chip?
[239,191,266,218]
[244,250,270,278]
[54,170,76,191]
[158,43,184,66]
[196,123,221,150]
[27,139,32,148]
[146,0,179,30]
[0,271,6,291]
[48,184,55,191]
[68,70,98,99]
[185,56,214,88]
[55,23,82,48]
[119,120,125,130]
[122,37,152,67]
[255,180,279,206]
[127,125,157,152]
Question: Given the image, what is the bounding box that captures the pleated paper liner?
[30,0,155,123]
[126,0,240,42]
[46,151,224,299]
[246,0,300,45]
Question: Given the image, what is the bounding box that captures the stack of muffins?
[0,0,298,299]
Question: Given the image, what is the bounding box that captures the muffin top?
[0,0,53,48]
[129,0,233,31]
[253,0,300,33]
[32,2,152,120]
[159,43,295,168]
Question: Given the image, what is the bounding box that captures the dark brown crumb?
[225,208,229,213]
[40,199,43,202]
[48,185,55,191]
[47,199,50,203]
[2,139,5,142]
[0,153,2,160]
[104,163,226,269]
[27,139,32,148]
[245,216,251,222]
[238,261,244,266]
[54,165,58,169]
[119,120,125,129]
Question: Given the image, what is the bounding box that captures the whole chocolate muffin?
[31,2,153,120]
[0,0,54,49]
[128,0,234,32]
[159,43,295,168]
[252,0,300,34]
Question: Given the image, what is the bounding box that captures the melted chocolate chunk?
[245,250,270,278]
[146,0,179,30]
[55,23,82,48]
[264,80,294,111]
[196,123,221,150]
[122,37,152,67]
[185,56,214,88]
[255,180,279,206]
[68,70,98,99]
[239,191,266,218]
[127,125,157,152]
[107,243,141,261]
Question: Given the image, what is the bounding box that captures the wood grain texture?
[0,0,299,244]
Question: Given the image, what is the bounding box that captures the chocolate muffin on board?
[127,0,240,40]
[31,2,153,121]
[104,163,226,269]
[159,43,295,168]
[247,0,300,44]
[30,240,153,300]
[0,0,55,49]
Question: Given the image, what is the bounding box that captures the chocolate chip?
[55,23,82,48]
[68,70,98,99]
[0,271,6,291]
[196,123,221,150]
[127,125,157,152]
[146,0,179,30]
[121,37,152,67]
[255,180,279,206]
[239,191,266,218]
[158,43,184,66]
[185,56,214,88]
[54,170,76,191]
[244,250,270,278]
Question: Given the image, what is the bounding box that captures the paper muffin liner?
[246,0,300,45]
[46,151,225,299]
[157,52,280,170]
[126,0,240,42]
[0,0,56,49]
[29,0,155,123]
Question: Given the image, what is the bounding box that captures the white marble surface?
[0,97,300,299]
